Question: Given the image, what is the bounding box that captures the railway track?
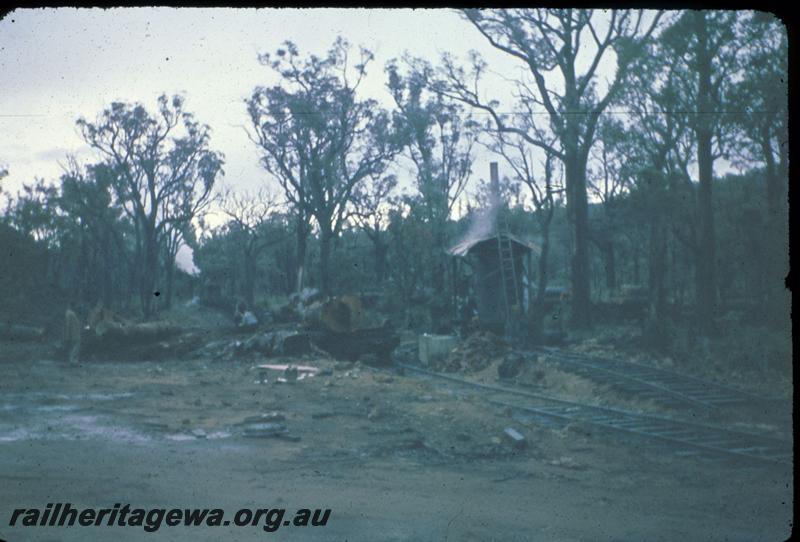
[533,348,779,411]
[397,363,792,467]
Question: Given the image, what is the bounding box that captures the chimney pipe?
[490,162,499,201]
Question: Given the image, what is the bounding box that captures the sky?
[0,8,531,197]
[0,8,651,271]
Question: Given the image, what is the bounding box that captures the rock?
[191,428,207,439]
[247,331,312,357]
[498,353,527,380]
[334,361,354,371]
[503,427,526,449]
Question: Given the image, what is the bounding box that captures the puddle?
[0,412,152,444]
[0,391,237,445]
[62,414,152,444]
[3,391,135,403]
[0,428,38,442]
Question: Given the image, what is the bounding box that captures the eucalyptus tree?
[219,187,281,306]
[247,39,405,294]
[77,95,223,317]
[351,174,398,283]
[386,60,477,296]
[658,10,742,334]
[615,44,691,346]
[432,8,664,327]
[730,12,788,315]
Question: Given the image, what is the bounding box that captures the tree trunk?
[141,225,158,318]
[646,213,669,349]
[374,240,387,283]
[693,11,718,335]
[761,128,787,318]
[319,225,333,295]
[565,154,592,328]
[600,240,616,293]
[294,216,308,293]
[101,235,113,309]
[165,259,175,310]
[243,248,256,307]
[536,222,551,306]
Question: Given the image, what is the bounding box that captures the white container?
[418,334,457,365]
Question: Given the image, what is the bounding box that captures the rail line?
[397,363,792,467]
[533,348,779,411]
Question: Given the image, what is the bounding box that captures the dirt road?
[0,358,792,541]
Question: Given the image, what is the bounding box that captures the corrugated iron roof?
[447,232,540,257]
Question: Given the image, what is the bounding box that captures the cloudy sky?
[0,8,535,203]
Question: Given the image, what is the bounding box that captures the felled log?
[95,320,180,341]
[303,295,368,333]
[84,320,183,356]
[309,323,399,362]
[0,323,45,341]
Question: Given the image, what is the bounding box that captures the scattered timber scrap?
[242,330,312,357]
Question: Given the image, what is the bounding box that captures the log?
[309,323,399,362]
[84,320,183,357]
[303,295,375,333]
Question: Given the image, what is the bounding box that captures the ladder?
[496,210,521,337]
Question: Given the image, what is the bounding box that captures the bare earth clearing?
[0,342,792,542]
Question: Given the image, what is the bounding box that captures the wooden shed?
[448,232,538,334]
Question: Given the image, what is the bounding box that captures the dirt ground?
[0,345,793,541]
